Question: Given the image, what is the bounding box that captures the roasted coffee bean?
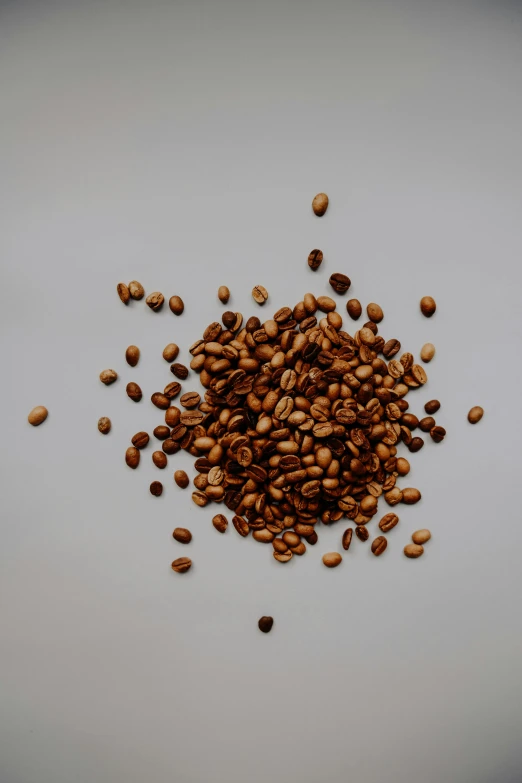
[233,515,250,537]
[430,425,446,443]
[171,557,192,573]
[312,192,329,216]
[258,616,274,633]
[222,310,237,329]
[170,363,189,380]
[125,447,140,469]
[100,369,118,385]
[401,413,418,429]
[273,550,293,563]
[379,513,399,532]
[180,391,201,409]
[408,437,424,453]
[404,544,424,559]
[329,273,351,294]
[411,364,427,385]
[28,406,48,426]
[210,514,227,534]
[153,451,167,469]
[173,528,192,544]
[126,382,142,402]
[355,526,369,542]
[385,487,403,506]
[162,439,180,455]
[218,285,230,304]
[150,481,163,496]
[412,529,431,544]
[131,431,149,449]
[163,343,180,362]
[192,490,209,507]
[420,296,436,317]
[146,292,164,311]
[424,399,440,415]
[308,249,323,271]
[383,339,401,358]
[316,295,336,312]
[151,393,170,410]
[346,299,362,320]
[174,470,189,488]
[165,407,181,428]
[252,285,269,305]
[395,457,410,476]
[366,303,383,323]
[128,280,144,300]
[322,552,342,567]
[169,295,184,315]
[402,487,421,505]
[97,416,111,434]
[125,345,140,367]
[342,528,353,550]
[419,416,435,432]
[371,536,387,556]
[420,343,435,362]
[468,406,484,424]
[117,282,130,304]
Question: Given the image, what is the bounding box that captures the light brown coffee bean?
[153,451,167,469]
[151,392,170,410]
[468,406,484,424]
[125,345,140,367]
[312,192,329,216]
[402,487,421,505]
[366,303,383,323]
[28,406,48,426]
[273,550,293,563]
[308,249,323,271]
[253,529,275,544]
[316,295,336,312]
[126,382,142,402]
[97,416,111,434]
[385,487,403,506]
[153,426,170,440]
[258,616,274,633]
[169,295,184,315]
[371,536,387,556]
[173,528,192,544]
[420,343,435,362]
[424,399,440,415]
[355,526,369,542]
[150,481,163,496]
[342,528,353,550]
[212,514,228,533]
[117,282,130,304]
[218,285,230,304]
[125,446,140,469]
[180,391,201,409]
[329,273,351,294]
[411,364,427,385]
[233,515,250,537]
[412,529,431,545]
[420,296,436,317]
[100,369,118,385]
[146,292,164,311]
[430,425,446,443]
[128,280,144,300]
[346,299,362,320]
[171,557,192,573]
[163,343,179,362]
[379,513,399,532]
[163,439,180,455]
[252,285,269,305]
[395,457,410,476]
[131,431,149,449]
[383,339,401,358]
[192,490,209,507]
[419,416,435,432]
[322,552,342,568]
[404,544,424,559]
[174,470,189,488]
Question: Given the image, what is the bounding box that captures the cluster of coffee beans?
[117,280,185,315]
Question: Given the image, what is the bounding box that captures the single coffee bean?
[163,439,180,455]
[174,470,189,488]
[308,249,323,271]
[420,296,436,317]
[329,273,351,294]
[412,529,431,545]
[128,280,144,300]
[252,285,269,305]
[419,416,435,432]
[146,292,164,311]
[401,413,418,429]
[169,295,184,315]
[346,299,362,320]
[192,491,209,507]
[154,425,170,440]
[258,616,274,633]
[404,543,424,559]
[97,416,111,434]
[408,437,424,453]
[366,303,384,323]
[420,343,435,362]
[395,457,410,476]
[164,382,181,400]
[402,487,421,505]
[411,364,427,385]
[173,528,192,544]
[151,392,170,410]
[212,514,228,533]
[316,295,336,312]
[342,528,353,550]
[180,391,201,409]
[274,550,293,563]
[379,513,399,532]
[28,405,48,426]
[117,282,130,304]
[165,407,181,428]
[126,382,142,402]
[383,339,401,358]
[430,425,446,443]
[468,406,484,424]
[125,446,140,469]
[385,487,403,506]
[125,345,140,367]
[371,536,387,556]
[222,311,237,328]
[355,526,369,542]
[100,369,118,385]
[153,451,167,469]
[424,399,441,415]
[233,515,250,537]
[218,285,230,304]
[131,431,149,449]
[163,343,179,362]
[171,557,192,573]
[150,481,163,496]
[312,192,329,216]
[322,552,342,568]
[170,363,189,380]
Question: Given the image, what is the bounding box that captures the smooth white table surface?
[1,2,522,782]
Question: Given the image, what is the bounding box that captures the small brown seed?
[258,616,274,633]
[430,425,446,443]
[273,550,293,563]
[252,285,269,305]
[125,345,140,367]
[424,399,441,415]
[169,363,188,381]
[411,364,427,385]
[468,406,484,424]
[420,296,436,317]
[308,249,323,271]
[165,407,181,428]
[366,303,384,323]
[346,299,362,320]
[342,528,353,551]
[153,451,167,469]
[312,192,329,216]
[395,457,410,476]
[329,273,351,294]
[151,393,170,410]
[402,487,421,505]
[169,295,184,315]
[371,536,387,556]
[125,446,140,469]
[316,295,336,312]
[379,513,399,532]
[28,406,48,426]
[408,437,424,453]
[233,515,250,537]
[126,382,142,402]
[212,514,228,533]
[218,285,230,304]
[163,343,179,362]
[163,439,180,455]
[383,339,401,358]
[419,416,435,432]
[171,557,192,573]
[131,431,149,449]
[174,470,189,488]
[99,369,118,385]
[97,416,111,434]
[117,283,130,304]
[153,425,170,440]
[404,544,424,559]
[128,280,144,300]
[322,552,342,568]
[420,343,435,362]
[164,382,181,400]
[146,292,164,311]
[192,491,209,507]
[173,528,192,544]
[150,481,163,496]
[180,391,201,409]
[412,529,431,545]
[355,526,369,542]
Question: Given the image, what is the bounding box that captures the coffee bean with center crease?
[171,557,192,573]
[233,515,250,537]
[383,339,401,358]
[126,382,142,402]
[308,249,323,270]
[170,363,189,379]
[342,529,353,550]
[212,514,228,533]
[430,425,446,443]
[132,431,149,449]
[146,292,164,311]
[169,295,184,315]
[151,393,170,410]
[117,283,130,304]
[379,513,399,532]
[258,616,274,633]
[371,536,387,556]
[164,382,181,400]
[355,526,369,542]
[252,285,268,305]
[424,399,440,415]
[192,491,209,507]
[329,273,351,294]
[180,391,201,408]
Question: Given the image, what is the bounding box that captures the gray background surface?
[1,1,522,782]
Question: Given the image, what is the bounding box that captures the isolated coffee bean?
[342,528,353,550]
[329,273,351,294]
[100,369,118,385]
[379,513,399,532]
[212,514,228,533]
[312,192,329,216]
[412,529,431,545]
[424,399,440,415]
[366,303,383,323]
[404,544,424,559]
[346,299,362,320]
[218,285,230,304]
[154,426,170,440]
[153,451,167,469]
[125,345,140,367]
[419,416,435,432]
[146,292,164,311]
[420,343,435,362]
[151,393,170,410]
[402,487,421,505]
[97,416,111,434]
[128,280,144,300]
[430,426,446,443]
[252,285,269,305]
[28,406,48,426]
[371,536,387,556]
[355,526,369,542]
[408,437,424,453]
[468,406,484,424]
[173,528,192,544]
[174,470,189,488]
[117,282,130,304]
[170,363,189,380]
[169,295,184,315]
[150,481,163,496]
[308,249,323,271]
[163,343,179,362]
[258,616,274,633]
[125,446,140,469]
[171,557,192,573]
[420,296,436,317]
[322,552,342,568]
[126,381,142,402]
[222,311,237,329]
[131,431,149,449]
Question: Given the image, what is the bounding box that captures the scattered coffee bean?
[125,446,140,469]
[308,249,323,271]
[117,283,130,304]
[212,514,228,533]
[97,416,111,434]
[146,292,164,311]
[312,192,329,216]
[171,557,192,573]
[322,552,342,568]
[383,339,401,358]
[420,296,436,317]
[169,295,184,315]
[379,513,399,532]
[128,280,144,300]
[420,343,435,362]
[151,392,170,410]
[150,481,163,496]
[408,437,424,453]
[355,526,369,542]
[126,381,142,402]
[173,528,192,544]
[192,491,209,507]
[424,399,440,415]
[163,343,179,362]
[342,528,353,550]
[402,488,421,505]
[430,425,446,443]
[395,458,410,476]
[404,544,424,558]
[252,285,269,305]
[180,391,201,409]
[412,529,431,545]
[100,369,118,385]
[233,515,250,536]
[218,286,230,304]
[174,470,189,488]
[28,406,48,426]
[366,303,383,323]
[346,299,362,320]
[153,451,167,469]
[468,406,484,424]
[131,431,149,449]
[329,273,351,294]
[154,425,170,440]
[258,616,274,633]
[164,382,181,400]
[125,345,140,367]
[371,536,387,556]
[419,416,435,432]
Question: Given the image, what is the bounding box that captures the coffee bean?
[395,457,410,476]
[252,285,269,305]
[308,249,323,271]
[125,345,140,367]
[408,437,424,453]
[169,295,184,315]
[322,552,342,568]
[131,431,149,449]
[125,446,140,469]
[383,339,401,358]
[28,406,48,426]
[402,487,421,505]
[404,544,424,558]
[379,513,399,532]
[430,426,446,443]
[342,528,353,550]
[117,283,130,304]
[366,303,383,323]
[222,311,236,329]
[163,382,180,400]
[151,392,170,410]
[346,299,362,320]
[154,426,170,440]
[468,406,484,424]
[146,292,164,311]
[385,487,403,506]
[97,416,111,434]
[169,363,188,381]
[355,526,369,542]
[401,414,418,429]
[419,416,435,432]
[126,382,142,402]
[258,616,274,633]
[218,285,230,304]
[100,369,118,385]
[329,273,351,294]
[316,295,336,312]
[150,481,163,496]
[411,364,427,385]
[233,515,250,537]
[173,528,192,544]
[412,529,431,545]
[312,192,329,216]
[424,399,440,415]
[212,514,228,533]
[420,296,436,317]
[171,557,192,573]
[163,343,179,362]
[153,451,167,469]
[420,343,435,362]
[274,550,293,563]
[163,439,180,455]
[180,391,201,409]
[174,470,189,488]
[371,536,387,556]
[128,280,144,300]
